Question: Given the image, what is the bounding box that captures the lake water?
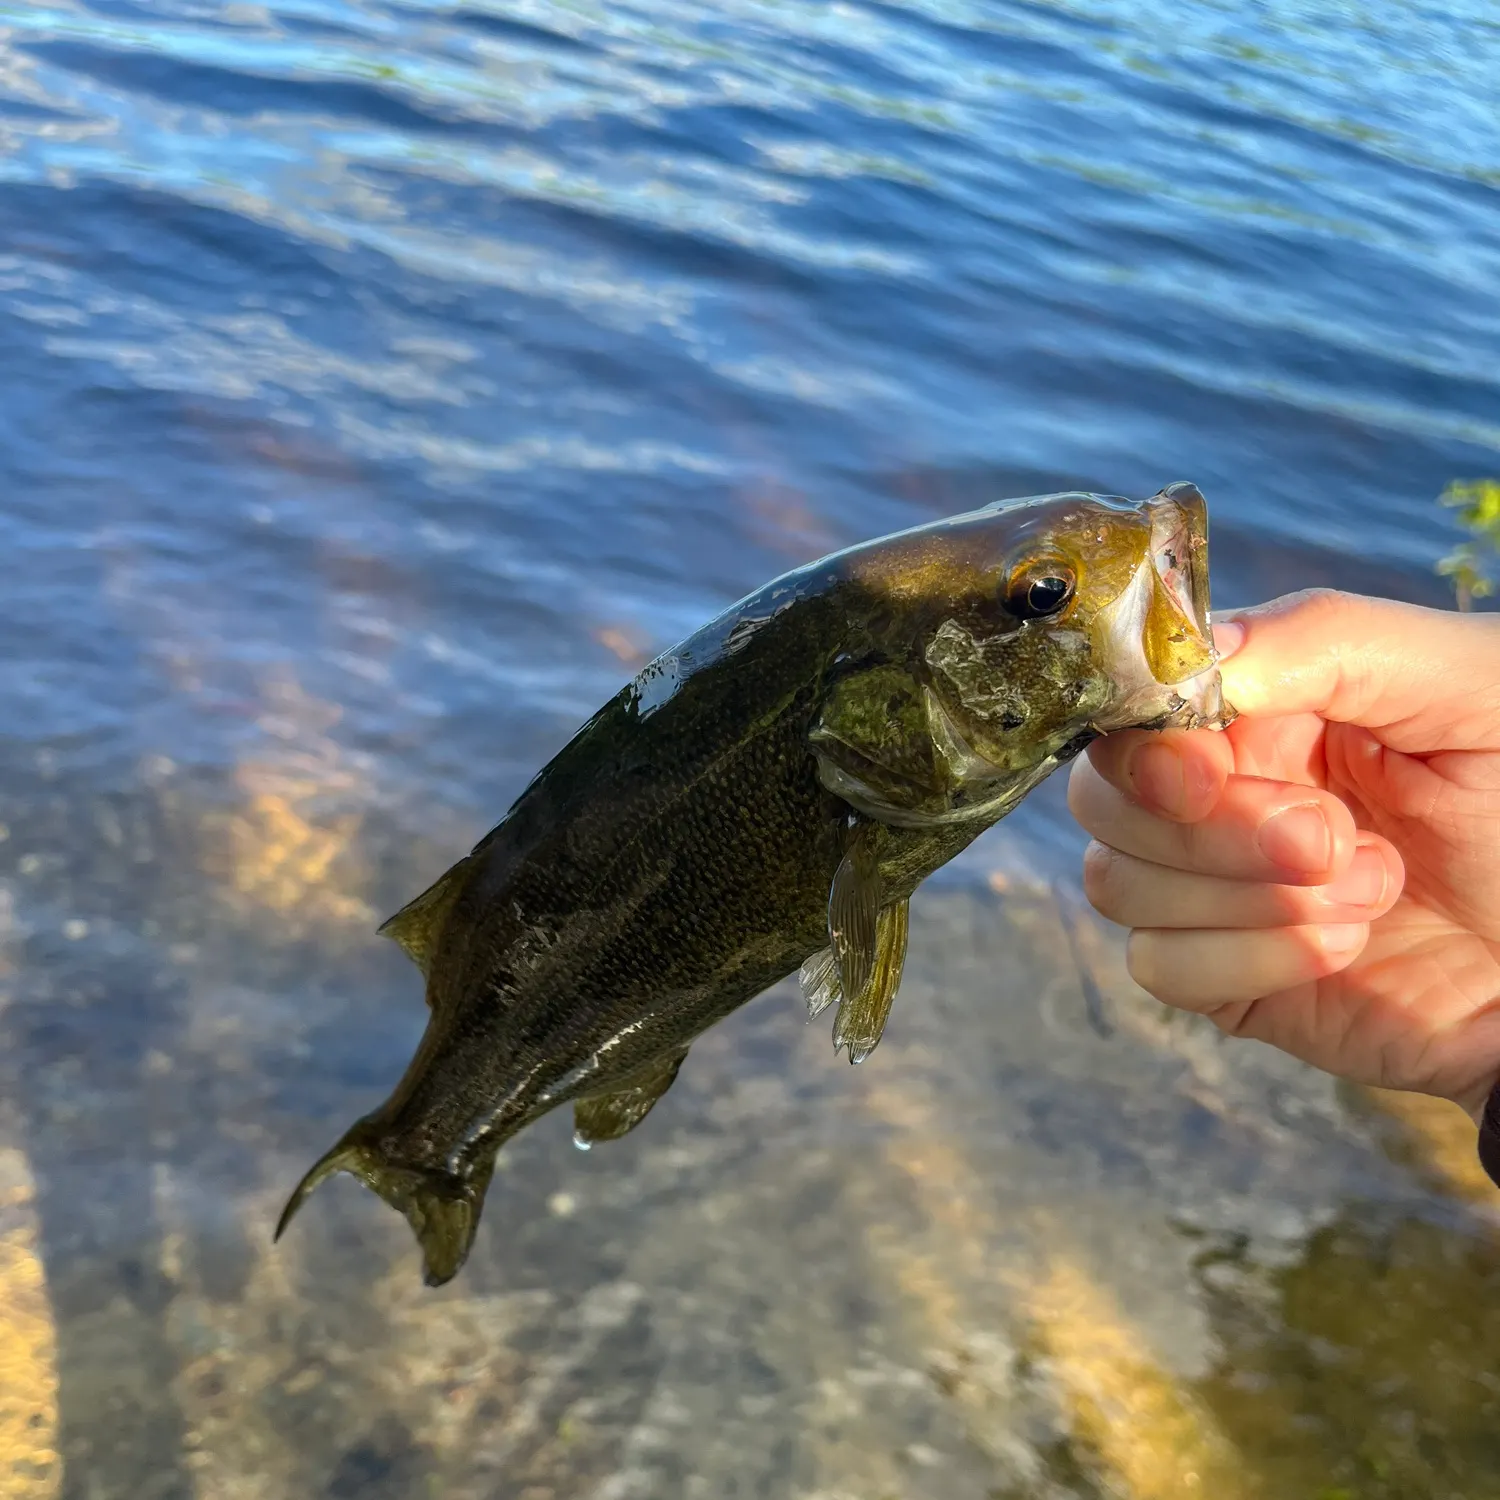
[1,1,1498,1497]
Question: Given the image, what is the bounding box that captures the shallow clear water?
[1,1,1498,1496]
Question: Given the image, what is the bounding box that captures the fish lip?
[1148,482,1212,653]
[1088,483,1233,733]
[1143,482,1231,728]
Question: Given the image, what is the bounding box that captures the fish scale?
[278,483,1232,1286]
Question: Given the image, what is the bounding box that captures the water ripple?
[0,0,1495,799]
[1,5,1499,1489]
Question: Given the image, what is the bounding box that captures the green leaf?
[1437,479,1500,609]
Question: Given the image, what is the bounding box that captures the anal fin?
[572,1047,689,1149]
[832,898,909,1064]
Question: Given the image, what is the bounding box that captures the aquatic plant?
[1437,479,1500,610]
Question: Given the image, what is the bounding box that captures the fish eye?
[1006,562,1076,621]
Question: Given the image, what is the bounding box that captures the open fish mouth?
[1150,481,1212,653]
[1091,481,1234,733]
[1145,480,1234,729]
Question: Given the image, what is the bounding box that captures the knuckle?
[1080,840,1123,914]
[1312,923,1369,974]
[1292,586,1356,616]
[1270,586,1362,630]
[1279,887,1317,925]
[1179,816,1217,875]
[1209,998,1263,1039]
[1125,929,1164,997]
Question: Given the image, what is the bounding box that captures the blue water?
[2,0,1497,857]
[1,3,1499,1493]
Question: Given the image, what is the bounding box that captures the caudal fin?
[275,1119,494,1287]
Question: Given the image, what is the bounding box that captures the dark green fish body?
[279,484,1233,1284]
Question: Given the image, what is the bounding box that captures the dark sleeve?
[1479,1082,1500,1189]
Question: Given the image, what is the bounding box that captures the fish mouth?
[1143,481,1232,728]
[1091,482,1233,732]
[1149,481,1212,651]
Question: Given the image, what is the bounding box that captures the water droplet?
[572,1133,592,1152]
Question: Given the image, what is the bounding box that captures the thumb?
[1215,589,1500,749]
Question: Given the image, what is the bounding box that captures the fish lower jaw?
[1092,546,1233,734]
[1092,665,1234,734]
[1160,660,1236,730]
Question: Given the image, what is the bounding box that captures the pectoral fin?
[832,898,909,1064]
[828,819,881,1003]
[572,1047,689,1148]
[378,855,474,984]
[825,819,910,1063]
[799,946,842,1019]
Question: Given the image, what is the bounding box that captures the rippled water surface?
[2,1,1499,1496]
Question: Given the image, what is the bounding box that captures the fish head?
[921,481,1229,767]
[819,482,1232,826]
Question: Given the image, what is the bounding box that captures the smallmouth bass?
[278,482,1233,1285]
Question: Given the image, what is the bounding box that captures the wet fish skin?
[277,483,1229,1286]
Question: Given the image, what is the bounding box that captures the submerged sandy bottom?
[4,0,1496,1489]
[3,846,1497,1500]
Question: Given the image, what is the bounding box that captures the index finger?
[1085,725,1234,823]
[1219,590,1500,751]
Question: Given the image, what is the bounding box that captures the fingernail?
[1211,620,1245,661]
[1317,923,1368,955]
[1130,740,1185,815]
[1319,846,1388,909]
[1257,802,1332,874]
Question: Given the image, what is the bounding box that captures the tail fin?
[275,1119,495,1287]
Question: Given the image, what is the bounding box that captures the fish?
[277,481,1234,1286]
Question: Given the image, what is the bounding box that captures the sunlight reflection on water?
[0,0,1498,1493]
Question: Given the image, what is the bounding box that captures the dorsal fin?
[377,855,474,981]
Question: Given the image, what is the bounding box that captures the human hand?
[1069,589,1500,1119]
